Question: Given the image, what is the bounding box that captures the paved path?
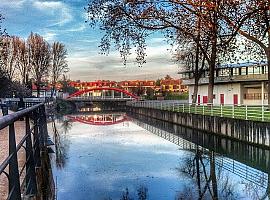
[0,109,26,199]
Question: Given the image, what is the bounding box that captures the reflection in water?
[52,116,72,169]
[176,149,238,200]
[50,112,270,199]
[80,107,101,112]
[67,113,128,126]
[131,113,270,199]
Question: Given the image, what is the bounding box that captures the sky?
[0,0,180,81]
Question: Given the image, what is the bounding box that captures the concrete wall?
[128,106,270,147]
[189,83,241,104]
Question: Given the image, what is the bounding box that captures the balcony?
[182,74,268,85]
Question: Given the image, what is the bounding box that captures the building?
[32,83,63,98]
[179,62,268,105]
[159,79,188,93]
[69,80,118,90]
[118,80,157,94]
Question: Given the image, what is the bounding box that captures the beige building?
[179,62,268,105]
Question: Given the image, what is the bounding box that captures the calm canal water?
[49,112,270,200]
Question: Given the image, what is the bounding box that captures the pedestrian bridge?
[66,87,139,101]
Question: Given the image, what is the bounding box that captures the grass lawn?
[160,104,270,122]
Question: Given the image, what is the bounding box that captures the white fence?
[127,101,270,122]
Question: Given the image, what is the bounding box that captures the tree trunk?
[208,36,217,105]
[267,50,270,108]
[51,85,55,98]
[193,34,201,104]
[37,85,40,98]
[193,77,199,104]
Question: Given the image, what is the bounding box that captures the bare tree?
[51,42,68,97]
[223,0,270,106]
[17,38,30,86]
[0,36,21,81]
[27,33,51,97]
[86,0,241,104]
[176,42,207,104]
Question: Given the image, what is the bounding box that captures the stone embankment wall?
[127,107,270,147]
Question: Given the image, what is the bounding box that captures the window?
[248,67,254,75]
[253,66,261,74]
[233,68,239,75]
[241,67,247,75]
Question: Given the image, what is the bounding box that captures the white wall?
[188,83,241,105]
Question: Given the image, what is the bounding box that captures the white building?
[179,62,268,105]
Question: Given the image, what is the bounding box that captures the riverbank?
[127,106,270,148]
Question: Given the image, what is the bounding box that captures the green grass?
[159,104,270,122]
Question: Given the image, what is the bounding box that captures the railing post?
[211,104,213,116]
[221,104,223,117]
[25,115,38,195]
[188,104,191,113]
[262,105,264,121]
[232,105,235,118]
[9,123,22,200]
[33,111,41,167]
[182,104,184,112]
[245,105,248,120]
[172,102,175,111]
[203,104,205,115]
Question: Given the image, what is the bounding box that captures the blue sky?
[0,0,180,81]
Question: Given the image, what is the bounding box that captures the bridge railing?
[0,103,49,200]
[127,100,270,122]
[67,96,134,100]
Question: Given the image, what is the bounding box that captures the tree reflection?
[105,186,148,200]
[177,147,238,200]
[52,117,72,169]
[241,173,270,200]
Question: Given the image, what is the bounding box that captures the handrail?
[0,103,49,200]
[0,103,43,129]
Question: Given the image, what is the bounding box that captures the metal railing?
[127,101,270,122]
[0,103,49,200]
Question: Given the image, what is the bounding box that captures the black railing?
[0,103,49,200]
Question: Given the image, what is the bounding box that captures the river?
[49,112,270,200]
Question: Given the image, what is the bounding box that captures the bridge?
[67,113,128,126]
[66,87,139,102]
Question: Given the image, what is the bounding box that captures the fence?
[127,101,270,122]
[0,103,50,200]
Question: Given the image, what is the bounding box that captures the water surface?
[50,113,270,200]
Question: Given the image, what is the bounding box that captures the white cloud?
[0,0,26,8]
[66,24,87,32]
[43,32,57,42]
[66,46,179,81]
[32,1,73,26]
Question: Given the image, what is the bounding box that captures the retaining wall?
[127,106,270,147]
